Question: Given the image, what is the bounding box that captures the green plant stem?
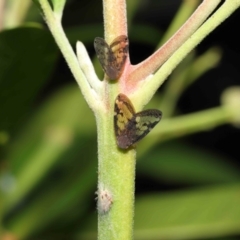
[136,0,240,108]
[157,106,235,140]
[97,110,136,240]
[97,1,135,239]
[138,105,236,156]
[128,0,221,86]
[96,81,136,240]
[38,0,98,109]
[103,0,128,42]
[160,47,221,117]
[158,0,201,47]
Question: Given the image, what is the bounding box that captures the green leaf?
[32,0,41,9]
[138,141,240,184]
[6,145,97,239]
[135,184,240,240]
[3,85,95,213]
[0,26,59,134]
[75,184,240,240]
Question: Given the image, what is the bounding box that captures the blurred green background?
[1,1,240,239]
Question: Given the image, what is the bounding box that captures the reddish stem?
[126,0,221,90]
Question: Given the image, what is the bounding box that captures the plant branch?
[97,1,135,240]
[138,104,237,156]
[158,0,201,47]
[97,112,136,240]
[160,47,221,117]
[103,0,128,42]
[38,0,100,111]
[157,106,235,141]
[127,0,221,87]
[133,0,240,109]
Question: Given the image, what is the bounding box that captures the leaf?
[138,141,240,184]
[3,85,96,213]
[135,184,240,240]
[0,26,59,134]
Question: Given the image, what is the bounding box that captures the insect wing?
[94,35,128,79]
[114,94,135,149]
[129,109,162,145]
[94,37,113,77]
[109,35,128,79]
[114,93,162,149]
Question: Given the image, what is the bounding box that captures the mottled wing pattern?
[114,94,162,149]
[109,35,128,78]
[94,37,111,77]
[114,94,135,149]
[94,35,128,80]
